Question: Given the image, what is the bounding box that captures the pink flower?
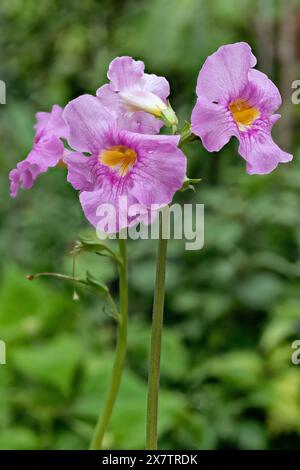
[63,94,186,231]
[96,56,175,134]
[191,42,293,174]
[9,105,67,197]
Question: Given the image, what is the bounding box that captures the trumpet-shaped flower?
[63,94,186,231]
[9,105,67,197]
[191,42,293,174]
[96,56,175,134]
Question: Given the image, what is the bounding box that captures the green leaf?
[261,318,298,352]
[11,334,82,396]
[0,265,75,341]
[237,421,267,450]
[0,428,39,450]
[267,372,300,433]
[85,271,109,296]
[53,432,87,450]
[128,323,189,380]
[74,237,119,262]
[236,273,284,309]
[195,351,263,389]
[72,355,187,449]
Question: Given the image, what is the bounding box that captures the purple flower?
[9,105,67,197]
[63,94,186,231]
[96,56,176,134]
[191,42,293,174]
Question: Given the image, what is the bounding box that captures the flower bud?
[119,90,167,117]
[161,102,178,130]
[120,90,178,131]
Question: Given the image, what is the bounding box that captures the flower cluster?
[9,43,293,230]
[10,57,186,231]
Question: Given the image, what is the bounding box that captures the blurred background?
[1,0,300,450]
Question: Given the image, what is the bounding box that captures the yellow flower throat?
[229,98,260,130]
[99,145,137,176]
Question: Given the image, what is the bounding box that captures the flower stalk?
[90,238,128,450]
[146,212,168,450]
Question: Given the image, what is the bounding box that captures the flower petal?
[63,94,115,154]
[30,135,65,168]
[35,104,67,140]
[63,152,94,191]
[96,84,123,114]
[191,98,238,151]
[196,42,257,103]
[79,185,139,232]
[127,111,163,134]
[9,160,42,197]
[242,69,282,116]
[96,84,163,134]
[124,132,186,207]
[238,118,293,174]
[140,73,170,101]
[107,56,145,91]
[9,135,65,197]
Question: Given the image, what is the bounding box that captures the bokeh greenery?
[1,0,300,450]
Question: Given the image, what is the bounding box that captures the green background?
[1,0,300,450]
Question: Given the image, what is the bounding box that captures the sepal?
[180,177,202,192]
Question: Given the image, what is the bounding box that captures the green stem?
[146,214,168,450]
[89,238,128,450]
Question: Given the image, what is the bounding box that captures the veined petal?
[96,85,163,134]
[140,73,170,101]
[126,111,163,134]
[196,42,257,103]
[63,94,115,154]
[242,69,282,116]
[191,98,238,151]
[238,118,293,174]
[125,132,186,207]
[120,131,180,150]
[35,104,67,140]
[9,160,42,197]
[63,152,94,191]
[79,186,139,232]
[107,56,145,91]
[96,84,123,114]
[30,135,65,168]
[97,85,164,134]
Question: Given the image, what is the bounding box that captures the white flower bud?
[119,90,167,117]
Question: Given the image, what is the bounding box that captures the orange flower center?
[229,98,260,130]
[99,145,137,176]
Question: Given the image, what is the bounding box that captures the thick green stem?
[89,238,128,450]
[146,215,168,450]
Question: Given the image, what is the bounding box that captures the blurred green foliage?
[1,0,300,450]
